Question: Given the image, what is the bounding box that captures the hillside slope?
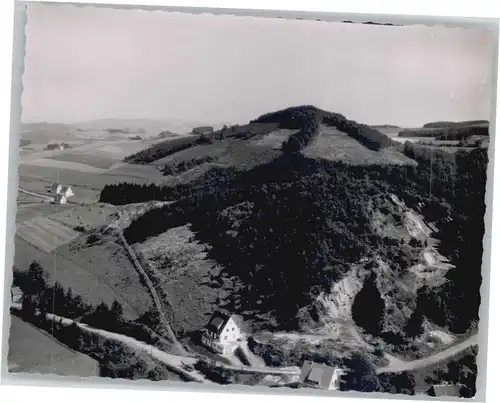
[100,106,487,361]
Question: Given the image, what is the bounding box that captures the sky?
[22,4,497,127]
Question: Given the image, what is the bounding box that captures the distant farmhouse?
[298,361,344,391]
[48,183,74,204]
[201,311,242,354]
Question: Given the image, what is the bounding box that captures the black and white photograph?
[3,2,497,399]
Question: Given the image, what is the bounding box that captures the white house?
[201,311,242,354]
[10,286,23,304]
[50,184,74,204]
[298,361,344,391]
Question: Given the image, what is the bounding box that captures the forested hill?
[100,105,488,344]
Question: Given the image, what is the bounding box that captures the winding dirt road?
[376,333,479,374]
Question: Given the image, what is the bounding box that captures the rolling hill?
[99,105,486,362]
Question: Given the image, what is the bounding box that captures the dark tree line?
[124,135,209,164]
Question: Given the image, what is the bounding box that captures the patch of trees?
[193,359,232,384]
[100,166,238,206]
[162,156,215,176]
[352,272,385,335]
[435,125,489,140]
[340,352,381,392]
[107,128,131,134]
[378,372,416,395]
[281,112,321,153]
[423,120,488,129]
[423,346,478,398]
[124,135,208,164]
[399,125,489,140]
[45,142,71,150]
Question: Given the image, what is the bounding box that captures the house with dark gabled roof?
[201,310,242,354]
[298,361,344,391]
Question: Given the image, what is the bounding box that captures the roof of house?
[11,286,22,295]
[431,384,461,397]
[205,311,233,334]
[299,361,341,390]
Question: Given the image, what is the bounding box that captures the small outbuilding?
[298,361,344,391]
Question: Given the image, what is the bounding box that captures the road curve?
[377,334,479,374]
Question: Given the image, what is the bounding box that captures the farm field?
[47,152,120,170]
[14,236,139,320]
[8,315,100,377]
[18,164,106,190]
[302,126,418,166]
[49,203,119,230]
[101,162,166,186]
[16,216,80,253]
[135,224,231,335]
[20,158,107,174]
[58,235,154,318]
[16,203,74,223]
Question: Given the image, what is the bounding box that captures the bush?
[379,372,416,395]
[340,352,381,392]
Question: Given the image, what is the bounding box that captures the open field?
[302,127,417,166]
[101,162,166,186]
[20,159,107,174]
[19,164,106,190]
[49,203,119,230]
[58,234,154,318]
[47,152,119,170]
[14,236,140,320]
[8,314,100,377]
[135,224,232,335]
[16,202,153,319]
[16,216,81,253]
[16,203,74,223]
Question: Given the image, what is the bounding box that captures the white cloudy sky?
[22,4,497,127]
